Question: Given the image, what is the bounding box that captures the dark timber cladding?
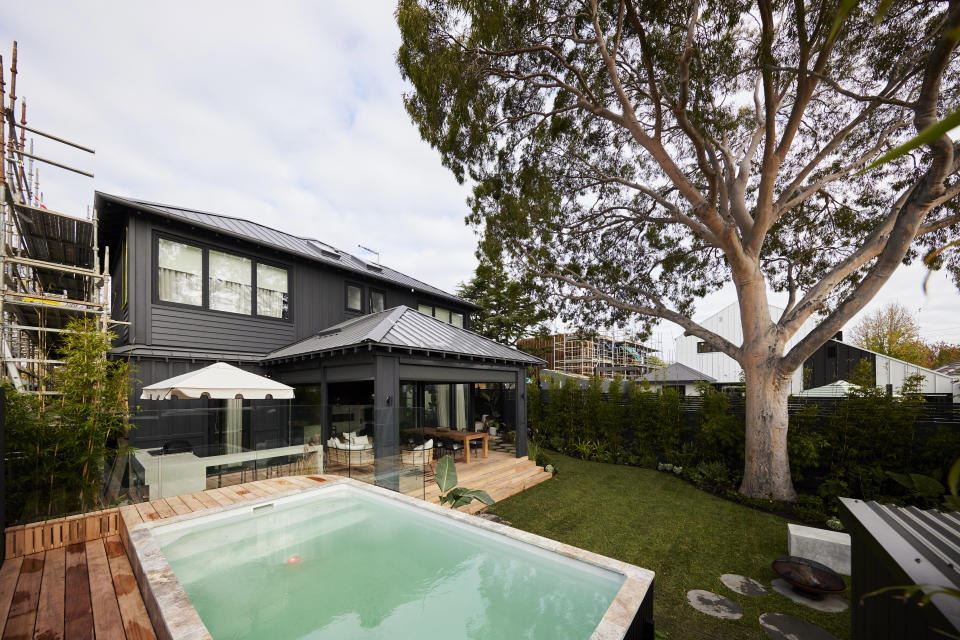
[839,498,960,640]
[94,191,544,473]
[803,339,876,389]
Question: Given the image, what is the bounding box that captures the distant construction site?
[517,332,658,380]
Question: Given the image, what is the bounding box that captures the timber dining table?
[419,426,489,463]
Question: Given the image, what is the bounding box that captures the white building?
[673,302,956,399]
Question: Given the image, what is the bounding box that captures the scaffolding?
[0,42,110,393]
[519,332,657,380]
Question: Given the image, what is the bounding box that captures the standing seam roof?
[96,192,476,309]
[262,306,545,365]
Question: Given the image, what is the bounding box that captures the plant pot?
[488,426,498,437]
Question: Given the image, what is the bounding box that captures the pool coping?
[126,476,655,640]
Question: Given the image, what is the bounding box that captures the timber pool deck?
[0,454,549,638]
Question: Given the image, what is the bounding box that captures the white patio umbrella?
[140,362,294,400]
[141,362,295,455]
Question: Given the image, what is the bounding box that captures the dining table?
[418,426,489,463]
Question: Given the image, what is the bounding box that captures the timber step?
[422,459,536,500]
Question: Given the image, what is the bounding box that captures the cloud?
[1,0,479,294]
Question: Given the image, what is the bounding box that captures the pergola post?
[374,355,400,490]
[514,367,528,458]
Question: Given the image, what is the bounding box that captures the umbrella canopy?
[140,362,295,400]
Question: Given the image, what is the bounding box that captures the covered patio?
[262,305,545,492]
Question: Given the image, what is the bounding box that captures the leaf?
[861,109,960,174]
[910,473,946,498]
[828,0,859,41]
[435,455,458,494]
[949,458,960,497]
[887,471,915,490]
[942,494,960,512]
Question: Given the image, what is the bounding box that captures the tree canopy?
[850,302,931,366]
[456,251,552,345]
[397,0,960,499]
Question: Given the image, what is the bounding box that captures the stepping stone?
[720,574,770,597]
[685,589,744,619]
[771,578,849,612]
[759,612,837,640]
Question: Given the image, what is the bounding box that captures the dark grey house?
[95,192,543,491]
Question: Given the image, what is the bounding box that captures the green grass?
[487,454,851,640]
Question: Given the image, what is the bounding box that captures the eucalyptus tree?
[397,0,960,499]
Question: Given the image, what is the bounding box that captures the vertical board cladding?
[803,341,877,389]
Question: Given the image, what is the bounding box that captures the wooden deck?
[0,453,551,638]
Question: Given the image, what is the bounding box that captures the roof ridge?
[366,306,409,343]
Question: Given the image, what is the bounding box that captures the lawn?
[486,454,851,640]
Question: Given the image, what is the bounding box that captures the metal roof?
[95,192,477,309]
[262,306,545,365]
[640,362,716,383]
[938,359,960,376]
[840,498,960,632]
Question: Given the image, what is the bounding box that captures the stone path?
[685,590,744,619]
[759,612,838,640]
[684,570,843,639]
[720,574,770,597]
[770,578,849,613]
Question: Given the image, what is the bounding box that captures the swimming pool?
[126,477,654,639]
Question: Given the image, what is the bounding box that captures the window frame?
[369,288,386,314]
[417,301,468,328]
[696,341,719,354]
[151,231,293,323]
[254,259,292,320]
[345,281,364,313]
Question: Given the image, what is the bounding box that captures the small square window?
[451,312,464,328]
[370,290,385,313]
[434,307,451,323]
[157,238,203,306]
[697,341,718,354]
[346,284,363,312]
[418,304,433,316]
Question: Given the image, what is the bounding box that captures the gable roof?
[640,362,716,384]
[95,192,477,309]
[938,359,960,376]
[261,306,545,366]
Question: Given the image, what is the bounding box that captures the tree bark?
[739,355,795,501]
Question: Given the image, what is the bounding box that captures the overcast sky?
[3,2,958,357]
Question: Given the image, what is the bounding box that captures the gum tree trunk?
[739,355,796,501]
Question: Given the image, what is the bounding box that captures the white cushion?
[354,435,369,446]
[326,438,339,449]
[343,431,358,443]
[414,439,434,451]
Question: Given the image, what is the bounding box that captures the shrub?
[694,461,731,492]
[793,495,828,524]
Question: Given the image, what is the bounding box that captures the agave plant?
[435,456,495,509]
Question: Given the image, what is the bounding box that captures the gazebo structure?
[262,306,545,489]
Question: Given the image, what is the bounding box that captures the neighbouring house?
[638,363,716,397]
[937,359,960,403]
[95,192,544,495]
[518,332,657,379]
[673,301,955,399]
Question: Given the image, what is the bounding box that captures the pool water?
[154,488,624,639]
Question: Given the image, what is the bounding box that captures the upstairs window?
[697,341,718,353]
[418,303,466,328]
[209,250,252,315]
[370,289,385,313]
[157,238,203,306]
[346,284,363,312]
[257,264,289,319]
